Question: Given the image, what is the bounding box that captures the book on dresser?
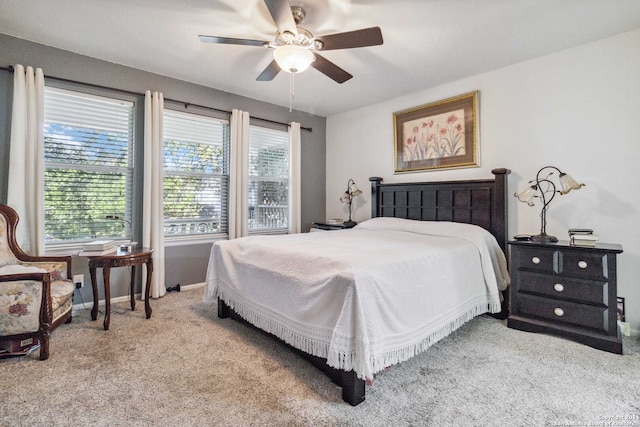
[570,234,599,247]
[568,228,598,247]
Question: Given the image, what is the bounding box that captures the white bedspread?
[204,217,509,380]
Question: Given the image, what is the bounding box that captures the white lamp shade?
[349,183,363,197]
[514,186,537,206]
[558,173,585,194]
[273,45,315,74]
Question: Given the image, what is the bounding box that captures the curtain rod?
[0,65,312,132]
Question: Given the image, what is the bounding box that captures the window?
[163,110,230,238]
[248,125,289,233]
[43,86,135,244]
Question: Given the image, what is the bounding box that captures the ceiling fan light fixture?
[273,45,315,74]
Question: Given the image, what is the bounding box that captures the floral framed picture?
[393,91,479,173]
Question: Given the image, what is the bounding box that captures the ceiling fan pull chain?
[289,72,295,112]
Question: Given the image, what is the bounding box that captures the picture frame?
[393,91,479,173]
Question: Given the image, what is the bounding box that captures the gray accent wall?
[0,33,326,300]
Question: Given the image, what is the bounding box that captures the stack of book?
[569,229,598,247]
[78,240,117,256]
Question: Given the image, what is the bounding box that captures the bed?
[204,168,510,405]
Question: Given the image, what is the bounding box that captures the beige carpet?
[1,287,639,426]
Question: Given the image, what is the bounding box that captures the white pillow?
[356,217,484,236]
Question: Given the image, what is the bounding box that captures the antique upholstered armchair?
[0,204,75,360]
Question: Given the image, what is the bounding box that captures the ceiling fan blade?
[257,60,281,81]
[315,27,383,51]
[264,0,298,36]
[199,35,268,47]
[311,54,353,84]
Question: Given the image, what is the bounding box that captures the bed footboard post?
[341,370,366,406]
[217,297,230,318]
[491,168,511,320]
[369,177,383,218]
[490,168,510,253]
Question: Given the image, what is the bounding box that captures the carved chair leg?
[39,332,50,361]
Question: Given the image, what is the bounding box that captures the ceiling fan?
[198,0,383,84]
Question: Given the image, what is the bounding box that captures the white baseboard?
[178,282,205,291]
[72,281,205,313]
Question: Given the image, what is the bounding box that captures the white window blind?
[43,86,135,244]
[163,109,230,237]
[248,125,289,233]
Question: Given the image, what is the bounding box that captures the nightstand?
[507,240,623,354]
[311,221,355,231]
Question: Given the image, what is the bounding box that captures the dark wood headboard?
[369,168,510,252]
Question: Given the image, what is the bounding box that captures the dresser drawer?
[517,271,608,305]
[561,251,608,280]
[517,294,609,333]
[516,247,558,273]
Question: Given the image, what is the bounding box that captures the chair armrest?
[14,256,72,280]
[0,272,48,283]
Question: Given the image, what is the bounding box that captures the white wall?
[326,29,640,334]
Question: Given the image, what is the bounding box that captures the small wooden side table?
[86,247,153,330]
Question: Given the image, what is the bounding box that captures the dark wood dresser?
[507,240,623,354]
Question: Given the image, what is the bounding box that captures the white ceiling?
[1,0,640,117]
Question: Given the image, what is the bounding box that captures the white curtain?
[7,64,45,255]
[142,91,166,299]
[228,109,250,239]
[288,122,301,234]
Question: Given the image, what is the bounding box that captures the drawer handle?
[531,256,540,264]
[554,283,565,292]
[554,308,565,317]
[578,260,588,269]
